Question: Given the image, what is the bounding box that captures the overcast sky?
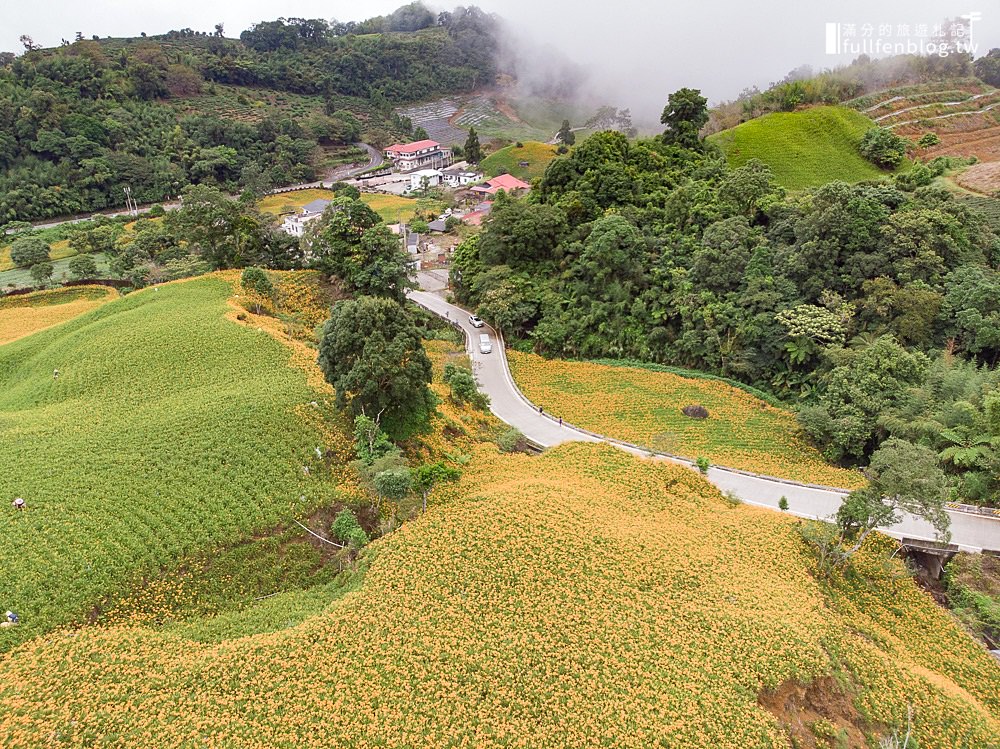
[4,0,998,114]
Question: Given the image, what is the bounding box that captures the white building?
[442,167,481,188]
[409,169,443,192]
[384,139,453,172]
[280,198,332,237]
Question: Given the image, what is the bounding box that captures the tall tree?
[660,88,709,149]
[464,127,482,164]
[557,119,575,146]
[318,296,434,438]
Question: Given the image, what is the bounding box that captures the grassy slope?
[0,442,997,747]
[507,352,864,488]
[480,140,559,180]
[0,286,118,346]
[0,275,356,651]
[711,105,908,190]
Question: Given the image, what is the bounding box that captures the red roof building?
[471,173,531,195]
[384,139,453,172]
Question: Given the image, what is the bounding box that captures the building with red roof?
[470,173,531,195]
[384,139,453,172]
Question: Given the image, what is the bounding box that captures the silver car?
[469,314,485,328]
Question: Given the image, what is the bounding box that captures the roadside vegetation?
[507,352,864,486]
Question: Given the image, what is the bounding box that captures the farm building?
[409,169,443,191]
[281,198,331,237]
[471,173,531,195]
[384,139,453,172]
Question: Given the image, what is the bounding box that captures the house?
[281,198,332,237]
[405,232,422,253]
[384,139,453,172]
[470,173,531,196]
[427,219,448,232]
[461,200,493,226]
[409,169,443,192]
[441,167,481,188]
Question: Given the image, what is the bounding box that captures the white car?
[479,334,493,354]
[469,314,485,328]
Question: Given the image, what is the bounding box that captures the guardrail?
[411,293,1000,522]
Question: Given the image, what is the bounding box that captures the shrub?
[859,127,907,169]
[681,404,709,419]
[443,362,489,410]
[778,496,789,511]
[331,508,369,549]
[917,132,941,148]
[695,456,710,474]
[498,428,529,454]
[147,204,167,217]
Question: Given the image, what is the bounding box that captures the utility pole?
[123,186,138,217]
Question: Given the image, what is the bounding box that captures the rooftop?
[385,139,440,155]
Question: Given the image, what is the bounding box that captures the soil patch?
[759,676,874,748]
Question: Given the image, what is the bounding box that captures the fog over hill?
[5,0,1000,123]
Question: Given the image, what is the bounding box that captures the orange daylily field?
[1,272,997,747]
[507,351,866,489]
[0,286,118,346]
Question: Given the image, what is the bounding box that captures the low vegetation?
[0,275,358,651]
[480,140,559,181]
[0,286,117,345]
[507,352,863,487]
[0,443,996,746]
[711,106,909,189]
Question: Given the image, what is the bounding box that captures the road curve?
[409,286,1000,553]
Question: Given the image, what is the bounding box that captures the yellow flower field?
[507,352,865,488]
[0,285,117,345]
[0,442,996,747]
[256,189,444,224]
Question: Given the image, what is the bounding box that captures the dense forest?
[452,91,1000,506]
[0,4,499,223]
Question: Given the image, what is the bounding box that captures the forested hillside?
[0,4,498,222]
[453,97,1000,506]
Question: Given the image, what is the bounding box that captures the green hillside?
[711,106,908,189]
[481,140,559,180]
[0,275,355,651]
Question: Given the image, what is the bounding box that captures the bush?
[498,427,529,453]
[681,404,709,419]
[331,508,369,549]
[778,496,789,511]
[859,127,907,169]
[443,362,489,410]
[917,132,941,148]
[68,253,99,280]
[695,456,710,474]
[147,204,167,217]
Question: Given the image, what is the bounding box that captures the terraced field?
[0,286,118,345]
[0,274,357,652]
[848,80,1000,194]
[507,352,865,488]
[1,441,997,747]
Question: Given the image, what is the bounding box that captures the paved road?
[409,284,1000,553]
[10,143,383,234]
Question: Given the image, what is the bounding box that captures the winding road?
[410,273,1000,553]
